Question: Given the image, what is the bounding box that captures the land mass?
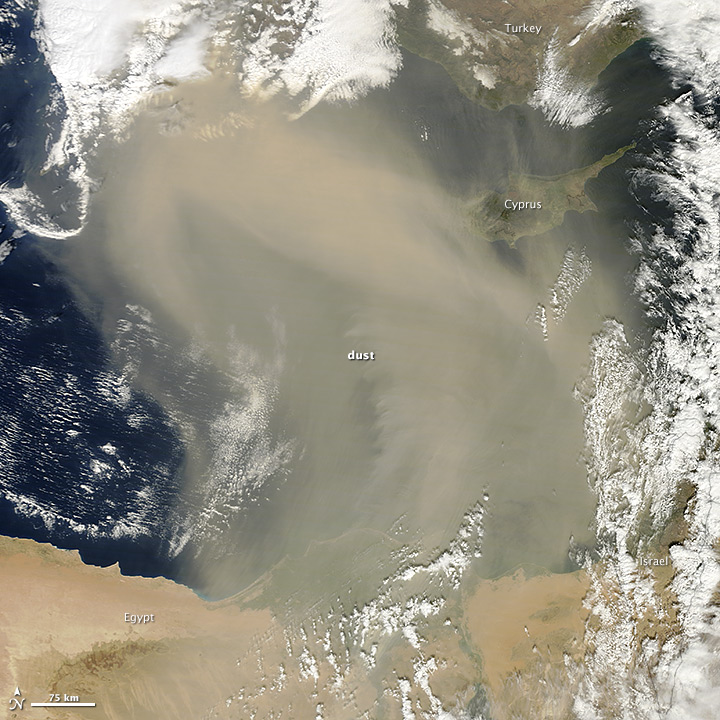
[0,529,688,720]
[470,143,635,245]
[0,536,273,720]
[397,0,642,112]
[0,536,591,720]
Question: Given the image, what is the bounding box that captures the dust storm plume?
[69,78,595,597]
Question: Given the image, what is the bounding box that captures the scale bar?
[31,703,96,707]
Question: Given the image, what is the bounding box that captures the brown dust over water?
[60,72,625,602]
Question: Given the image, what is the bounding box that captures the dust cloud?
[69,75,599,598]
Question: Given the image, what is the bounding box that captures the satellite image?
[0,0,719,718]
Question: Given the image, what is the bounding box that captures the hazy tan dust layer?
[37,66,629,715]
[60,73,608,599]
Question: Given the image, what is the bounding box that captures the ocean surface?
[0,12,688,603]
[0,6,185,578]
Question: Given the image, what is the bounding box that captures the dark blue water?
[0,8,189,580]
[0,241,189,574]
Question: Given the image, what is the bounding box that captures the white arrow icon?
[9,687,24,710]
